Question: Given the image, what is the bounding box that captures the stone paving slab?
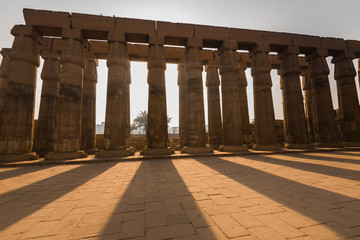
[0,151,360,239]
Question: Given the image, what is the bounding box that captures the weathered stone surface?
[45,151,87,160]
[219,40,247,150]
[81,52,98,153]
[147,36,169,149]
[50,28,86,159]
[306,49,342,147]
[141,147,174,156]
[332,53,360,145]
[95,149,132,158]
[0,48,11,132]
[177,61,187,148]
[205,62,223,149]
[301,69,315,143]
[34,49,60,156]
[184,38,207,148]
[237,64,251,144]
[102,34,131,153]
[0,25,40,157]
[250,43,281,150]
[278,47,311,148]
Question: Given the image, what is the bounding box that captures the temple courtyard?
[0,150,359,239]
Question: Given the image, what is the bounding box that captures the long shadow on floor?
[0,162,116,231]
[295,152,360,165]
[0,165,54,181]
[99,160,216,239]
[238,154,360,181]
[195,156,360,239]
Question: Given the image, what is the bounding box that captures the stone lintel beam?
[23,8,360,56]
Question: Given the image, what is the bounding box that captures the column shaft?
[101,34,131,155]
[301,69,315,142]
[205,64,223,148]
[185,38,206,147]
[81,53,98,153]
[279,48,311,148]
[48,29,87,159]
[237,67,251,144]
[333,54,360,145]
[0,25,40,159]
[250,43,281,150]
[146,37,169,149]
[34,49,60,155]
[177,62,187,148]
[307,50,342,147]
[0,48,11,131]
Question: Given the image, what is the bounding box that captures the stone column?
[306,49,342,148]
[301,68,315,142]
[250,43,281,151]
[143,36,173,155]
[237,62,251,144]
[81,52,98,154]
[278,47,312,149]
[95,32,132,158]
[182,38,212,153]
[0,25,40,161]
[205,61,223,149]
[45,29,88,160]
[219,40,247,152]
[33,49,60,156]
[177,61,187,148]
[0,48,11,132]
[332,52,360,146]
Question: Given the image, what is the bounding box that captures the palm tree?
[132,110,172,134]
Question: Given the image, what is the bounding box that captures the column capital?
[278,46,300,59]
[305,48,328,61]
[249,42,270,57]
[61,28,87,45]
[11,25,42,41]
[107,31,126,43]
[85,51,98,66]
[0,48,11,57]
[219,40,237,51]
[41,49,60,60]
[186,38,203,48]
[331,51,356,63]
[149,36,165,45]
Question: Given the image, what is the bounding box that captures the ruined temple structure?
[1,9,360,161]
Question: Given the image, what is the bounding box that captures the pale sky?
[1,0,360,126]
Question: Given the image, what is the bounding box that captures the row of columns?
[1,25,360,161]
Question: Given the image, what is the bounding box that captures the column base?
[45,151,88,161]
[84,148,99,155]
[220,145,248,152]
[284,143,314,149]
[342,142,360,147]
[0,152,39,162]
[314,142,344,148]
[141,147,174,156]
[252,144,283,151]
[181,146,213,154]
[95,149,133,158]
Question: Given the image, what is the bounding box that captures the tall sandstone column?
[143,36,173,155]
[306,49,342,147]
[237,62,251,144]
[219,40,247,152]
[301,69,315,142]
[182,38,212,153]
[332,52,360,146]
[0,25,40,161]
[177,61,188,148]
[250,43,281,150]
[96,32,132,158]
[46,29,88,160]
[34,49,60,156]
[0,48,11,131]
[81,52,98,154]
[205,62,223,149]
[278,47,311,149]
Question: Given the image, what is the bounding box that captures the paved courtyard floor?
[0,151,360,239]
